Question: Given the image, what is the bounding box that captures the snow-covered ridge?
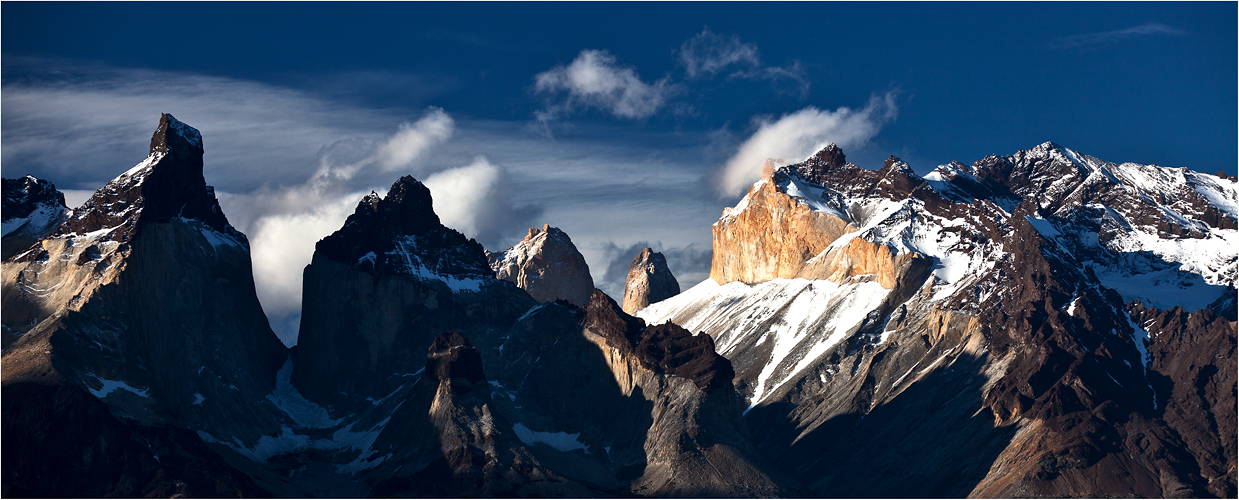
[645,141,1234,413]
[2,200,69,238]
[639,277,891,408]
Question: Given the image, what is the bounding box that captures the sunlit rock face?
[489,224,594,307]
[641,142,1238,498]
[621,247,680,314]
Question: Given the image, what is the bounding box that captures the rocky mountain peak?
[881,155,914,175]
[812,142,847,167]
[315,175,489,278]
[489,224,594,306]
[149,113,204,159]
[3,175,66,215]
[621,247,680,314]
[59,114,238,245]
[345,176,441,235]
[794,143,855,186]
[581,288,646,355]
[1,175,71,259]
[581,290,734,391]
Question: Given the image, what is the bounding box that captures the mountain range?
[2,115,1234,498]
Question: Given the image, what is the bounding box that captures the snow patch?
[266,360,342,428]
[512,423,587,452]
[88,376,150,399]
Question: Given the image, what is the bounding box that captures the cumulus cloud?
[716,92,899,197]
[375,109,454,171]
[235,189,370,324]
[534,49,673,123]
[1050,23,1186,49]
[423,157,542,249]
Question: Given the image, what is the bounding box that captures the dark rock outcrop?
[621,247,680,314]
[59,114,242,246]
[291,176,524,408]
[2,175,69,260]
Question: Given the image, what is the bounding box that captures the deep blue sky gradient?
[4,1,1236,174]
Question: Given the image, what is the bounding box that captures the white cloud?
[375,108,454,171]
[679,29,761,79]
[678,28,809,96]
[1050,23,1186,49]
[534,49,672,122]
[238,189,370,334]
[422,157,541,249]
[717,92,898,197]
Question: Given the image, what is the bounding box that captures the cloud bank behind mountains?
[2,60,726,345]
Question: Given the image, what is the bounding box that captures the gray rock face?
[489,225,594,307]
[621,247,680,314]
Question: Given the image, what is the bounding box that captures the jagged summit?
[794,142,856,186]
[56,114,239,246]
[149,113,204,157]
[2,175,70,259]
[316,175,491,280]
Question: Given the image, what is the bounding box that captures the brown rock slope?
[622,247,680,314]
[641,142,1237,497]
[364,331,589,497]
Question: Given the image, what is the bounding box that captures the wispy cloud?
[679,29,761,79]
[534,49,674,125]
[679,28,809,97]
[716,92,899,198]
[1050,23,1186,49]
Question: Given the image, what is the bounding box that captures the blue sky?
[3,2,1234,344]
